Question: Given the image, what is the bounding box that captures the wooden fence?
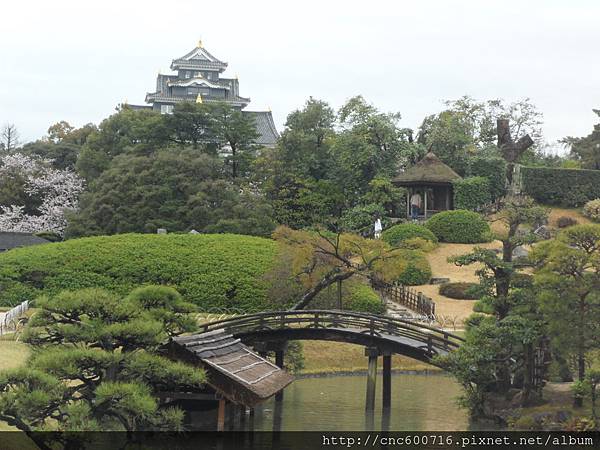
[375,281,435,318]
[0,301,29,336]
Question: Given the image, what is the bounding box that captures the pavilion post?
[382,353,392,409]
[406,189,411,218]
[217,398,226,432]
[423,189,428,220]
[365,347,379,411]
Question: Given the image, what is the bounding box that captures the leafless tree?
[1,123,20,152]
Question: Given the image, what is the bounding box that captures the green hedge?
[396,250,432,285]
[468,156,507,200]
[425,210,491,243]
[381,223,438,247]
[0,234,278,311]
[453,177,491,211]
[521,166,600,207]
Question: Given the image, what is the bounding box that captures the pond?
[249,372,476,431]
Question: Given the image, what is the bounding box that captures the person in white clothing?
[374,217,382,239]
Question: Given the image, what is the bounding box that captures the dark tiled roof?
[169,330,293,406]
[243,111,279,147]
[145,93,250,108]
[392,152,462,185]
[0,232,49,251]
[170,46,228,72]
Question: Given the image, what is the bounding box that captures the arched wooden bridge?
[197,310,464,412]
[199,310,464,366]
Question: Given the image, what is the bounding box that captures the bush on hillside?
[439,282,481,300]
[0,234,278,311]
[468,156,507,201]
[396,237,437,253]
[344,284,385,314]
[381,223,438,247]
[453,177,491,211]
[425,210,491,243]
[583,199,600,222]
[396,250,432,285]
[521,167,600,207]
[556,216,578,228]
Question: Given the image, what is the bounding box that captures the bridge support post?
[365,347,379,411]
[382,352,392,409]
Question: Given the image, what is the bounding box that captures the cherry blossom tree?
[0,154,84,235]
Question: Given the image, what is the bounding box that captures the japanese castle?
[129,41,279,146]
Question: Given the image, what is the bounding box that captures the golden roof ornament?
[196,94,203,104]
[197,39,203,48]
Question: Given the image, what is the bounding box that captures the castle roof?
[171,42,228,72]
[243,111,279,147]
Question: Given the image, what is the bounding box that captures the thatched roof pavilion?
[392,152,462,219]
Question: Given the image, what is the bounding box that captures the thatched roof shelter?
[392,152,462,218]
[163,330,293,408]
[392,152,461,185]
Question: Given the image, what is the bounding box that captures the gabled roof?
[168,76,229,90]
[243,111,279,147]
[164,330,293,407]
[171,42,228,72]
[392,152,462,185]
[0,232,49,251]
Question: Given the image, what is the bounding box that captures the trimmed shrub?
[468,156,507,200]
[396,250,432,285]
[381,223,438,247]
[453,176,491,211]
[556,216,578,228]
[583,199,600,222]
[0,234,278,311]
[521,167,600,207]
[344,283,385,314]
[425,210,491,243]
[438,282,480,300]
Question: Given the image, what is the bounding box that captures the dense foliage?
[521,166,600,207]
[563,109,600,170]
[381,223,438,247]
[425,210,491,243]
[0,234,278,311]
[467,156,507,201]
[532,224,600,383]
[453,176,491,211]
[0,286,204,440]
[67,149,275,237]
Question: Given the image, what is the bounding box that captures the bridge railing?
[199,310,464,353]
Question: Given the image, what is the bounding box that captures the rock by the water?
[512,246,529,259]
[430,277,450,285]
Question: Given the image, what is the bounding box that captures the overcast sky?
[1,0,599,147]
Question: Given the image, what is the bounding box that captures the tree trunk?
[291,270,356,310]
[496,118,534,185]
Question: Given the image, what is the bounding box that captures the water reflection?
[250,373,472,431]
